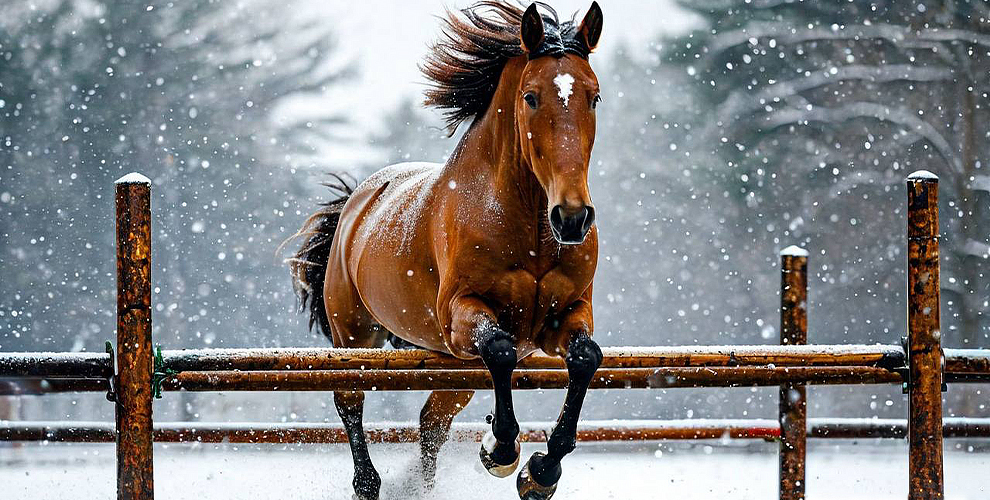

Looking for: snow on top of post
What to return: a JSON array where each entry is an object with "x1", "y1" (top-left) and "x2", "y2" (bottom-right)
[
  {"x1": 907, "y1": 170, "x2": 938, "y2": 182},
  {"x1": 780, "y1": 245, "x2": 809, "y2": 257},
  {"x1": 115, "y1": 172, "x2": 151, "y2": 185}
]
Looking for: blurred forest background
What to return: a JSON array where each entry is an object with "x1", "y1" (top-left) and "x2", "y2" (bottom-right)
[{"x1": 1, "y1": 1, "x2": 988, "y2": 427}]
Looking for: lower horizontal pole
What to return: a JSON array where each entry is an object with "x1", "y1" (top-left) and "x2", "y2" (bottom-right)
[
  {"x1": 3, "y1": 418, "x2": 989, "y2": 444},
  {"x1": 0, "y1": 378, "x2": 108, "y2": 395}
]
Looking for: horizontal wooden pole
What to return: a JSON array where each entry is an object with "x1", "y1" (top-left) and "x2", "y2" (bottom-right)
[
  {"x1": 5, "y1": 347, "x2": 990, "y2": 395},
  {"x1": 944, "y1": 349, "x2": 990, "y2": 380},
  {"x1": 0, "y1": 352, "x2": 111, "y2": 378},
  {"x1": 3, "y1": 418, "x2": 989, "y2": 444},
  {"x1": 162, "y1": 366, "x2": 903, "y2": 392},
  {"x1": 160, "y1": 344, "x2": 907, "y2": 371},
  {"x1": 5, "y1": 345, "x2": 988, "y2": 377},
  {"x1": 0, "y1": 378, "x2": 108, "y2": 395}
]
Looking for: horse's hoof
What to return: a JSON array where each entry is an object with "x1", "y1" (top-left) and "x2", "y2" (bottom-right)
[
  {"x1": 516, "y1": 453, "x2": 558, "y2": 500},
  {"x1": 351, "y1": 469, "x2": 381, "y2": 500},
  {"x1": 420, "y1": 451, "x2": 438, "y2": 488},
  {"x1": 479, "y1": 430, "x2": 521, "y2": 478}
]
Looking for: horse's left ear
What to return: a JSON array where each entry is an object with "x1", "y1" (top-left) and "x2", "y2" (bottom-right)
[{"x1": 576, "y1": 1, "x2": 603, "y2": 52}]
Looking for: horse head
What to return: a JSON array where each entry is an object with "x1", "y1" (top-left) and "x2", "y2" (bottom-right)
[{"x1": 515, "y1": 2, "x2": 602, "y2": 245}]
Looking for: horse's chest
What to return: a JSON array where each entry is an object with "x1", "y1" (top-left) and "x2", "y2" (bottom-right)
[
  {"x1": 482, "y1": 259, "x2": 587, "y2": 331},
  {"x1": 455, "y1": 227, "x2": 596, "y2": 335}
]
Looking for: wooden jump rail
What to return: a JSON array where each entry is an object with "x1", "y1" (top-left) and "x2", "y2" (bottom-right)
[
  {"x1": 4, "y1": 418, "x2": 990, "y2": 444},
  {"x1": 0, "y1": 170, "x2": 982, "y2": 500}
]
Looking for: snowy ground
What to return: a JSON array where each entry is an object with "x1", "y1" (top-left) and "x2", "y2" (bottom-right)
[{"x1": 2, "y1": 440, "x2": 988, "y2": 499}]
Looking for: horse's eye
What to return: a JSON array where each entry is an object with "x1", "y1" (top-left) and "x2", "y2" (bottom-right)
[
  {"x1": 591, "y1": 94, "x2": 602, "y2": 109},
  {"x1": 523, "y1": 92, "x2": 538, "y2": 109}
]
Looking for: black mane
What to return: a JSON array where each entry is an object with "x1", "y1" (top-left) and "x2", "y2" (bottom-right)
[{"x1": 421, "y1": 1, "x2": 589, "y2": 135}]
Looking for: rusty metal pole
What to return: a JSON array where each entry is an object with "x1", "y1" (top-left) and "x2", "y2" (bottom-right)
[
  {"x1": 906, "y1": 170, "x2": 944, "y2": 499},
  {"x1": 115, "y1": 173, "x2": 155, "y2": 500},
  {"x1": 779, "y1": 246, "x2": 808, "y2": 500}
]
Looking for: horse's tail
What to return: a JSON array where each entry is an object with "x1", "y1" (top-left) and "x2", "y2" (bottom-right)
[{"x1": 285, "y1": 174, "x2": 353, "y2": 339}]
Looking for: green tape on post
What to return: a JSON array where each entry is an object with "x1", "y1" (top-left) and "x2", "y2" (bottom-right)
[{"x1": 152, "y1": 345, "x2": 177, "y2": 399}]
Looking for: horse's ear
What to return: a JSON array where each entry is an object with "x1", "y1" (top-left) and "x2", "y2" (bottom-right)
[
  {"x1": 520, "y1": 3, "x2": 545, "y2": 53},
  {"x1": 576, "y1": 1, "x2": 603, "y2": 52}
]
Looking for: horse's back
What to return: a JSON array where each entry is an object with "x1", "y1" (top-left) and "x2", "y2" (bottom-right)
[{"x1": 327, "y1": 162, "x2": 450, "y2": 352}]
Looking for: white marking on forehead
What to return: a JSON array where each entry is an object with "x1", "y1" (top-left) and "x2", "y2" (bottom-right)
[{"x1": 553, "y1": 73, "x2": 574, "y2": 108}]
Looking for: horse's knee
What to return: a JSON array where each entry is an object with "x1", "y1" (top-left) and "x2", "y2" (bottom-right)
[
  {"x1": 479, "y1": 330, "x2": 517, "y2": 375},
  {"x1": 565, "y1": 333, "x2": 602, "y2": 385}
]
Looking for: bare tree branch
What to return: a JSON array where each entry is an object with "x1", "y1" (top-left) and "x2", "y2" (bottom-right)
[
  {"x1": 750, "y1": 101, "x2": 962, "y2": 173},
  {"x1": 719, "y1": 63, "x2": 955, "y2": 123}
]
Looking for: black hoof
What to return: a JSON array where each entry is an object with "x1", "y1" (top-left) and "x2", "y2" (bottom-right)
[
  {"x1": 352, "y1": 469, "x2": 381, "y2": 500},
  {"x1": 479, "y1": 430, "x2": 521, "y2": 478},
  {"x1": 516, "y1": 453, "x2": 558, "y2": 500}
]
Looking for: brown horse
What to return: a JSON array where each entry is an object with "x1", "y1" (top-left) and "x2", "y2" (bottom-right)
[{"x1": 289, "y1": 2, "x2": 603, "y2": 499}]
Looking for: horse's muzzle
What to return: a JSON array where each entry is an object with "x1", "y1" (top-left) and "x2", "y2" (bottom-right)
[{"x1": 549, "y1": 205, "x2": 595, "y2": 245}]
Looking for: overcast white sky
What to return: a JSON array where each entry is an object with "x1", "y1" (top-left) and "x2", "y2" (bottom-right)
[{"x1": 286, "y1": 1, "x2": 699, "y2": 164}]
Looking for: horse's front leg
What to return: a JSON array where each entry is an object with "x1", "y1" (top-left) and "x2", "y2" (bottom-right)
[
  {"x1": 448, "y1": 296, "x2": 521, "y2": 478},
  {"x1": 518, "y1": 308, "x2": 602, "y2": 499}
]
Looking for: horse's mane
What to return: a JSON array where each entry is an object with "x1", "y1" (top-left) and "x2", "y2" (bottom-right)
[{"x1": 422, "y1": 1, "x2": 590, "y2": 135}]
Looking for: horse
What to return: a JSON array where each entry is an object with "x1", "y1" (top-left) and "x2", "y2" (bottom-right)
[{"x1": 288, "y1": 2, "x2": 604, "y2": 499}]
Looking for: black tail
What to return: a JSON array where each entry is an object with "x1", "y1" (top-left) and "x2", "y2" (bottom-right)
[{"x1": 286, "y1": 174, "x2": 353, "y2": 339}]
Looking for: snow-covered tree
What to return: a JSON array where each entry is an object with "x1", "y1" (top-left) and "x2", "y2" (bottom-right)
[
  {"x1": 659, "y1": 0, "x2": 990, "y2": 416},
  {"x1": 665, "y1": 0, "x2": 989, "y2": 351},
  {"x1": 0, "y1": 0, "x2": 349, "y2": 355}
]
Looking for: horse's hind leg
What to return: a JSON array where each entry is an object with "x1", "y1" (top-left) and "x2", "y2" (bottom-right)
[
  {"x1": 326, "y1": 287, "x2": 386, "y2": 500},
  {"x1": 419, "y1": 390, "x2": 474, "y2": 487},
  {"x1": 335, "y1": 390, "x2": 381, "y2": 500}
]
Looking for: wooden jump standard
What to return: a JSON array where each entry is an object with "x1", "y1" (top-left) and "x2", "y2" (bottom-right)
[{"x1": 0, "y1": 171, "x2": 976, "y2": 500}]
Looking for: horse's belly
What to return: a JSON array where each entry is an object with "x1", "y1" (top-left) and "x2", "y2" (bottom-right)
[
  {"x1": 344, "y1": 162, "x2": 448, "y2": 351},
  {"x1": 355, "y1": 249, "x2": 447, "y2": 351}
]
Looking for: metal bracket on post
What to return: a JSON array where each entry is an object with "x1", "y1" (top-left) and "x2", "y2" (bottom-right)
[
  {"x1": 900, "y1": 336, "x2": 910, "y2": 394},
  {"x1": 900, "y1": 337, "x2": 947, "y2": 395},
  {"x1": 152, "y1": 345, "x2": 176, "y2": 400},
  {"x1": 727, "y1": 352, "x2": 740, "y2": 367},
  {"x1": 941, "y1": 348, "x2": 947, "y2": 393},
  {"x1": 105, "y1": 340, "x2": 117, "y2": 403}
]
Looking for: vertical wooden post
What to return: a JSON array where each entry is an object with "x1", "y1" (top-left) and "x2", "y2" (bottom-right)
[
  {"x1": 779, "y1": 245, "x2": 808, "y2": 500},
  {"x1": 115, "y1": 172, "x2": 155, "y2": 500},
  {"x1": 906, "y1": 170, "x2": 944, "y2": 499}
]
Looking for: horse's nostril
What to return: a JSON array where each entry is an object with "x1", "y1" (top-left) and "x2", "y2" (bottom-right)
[
  {"x1": 550, "y1": 205, "x2": 564, "y2": 232},
  {"x1": 582, "y1": 206, "x2": 596, "y2": 233}
]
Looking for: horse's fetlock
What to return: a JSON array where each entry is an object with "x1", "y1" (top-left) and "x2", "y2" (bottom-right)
[
  {"x1": 548, "y1": 432, "x2": 576, "y2": 458},
  {"x1": 529, "y1": 453, "x2": 563, "y2": 488},
  {"x1": 494, "y1": 418, "x2": 520, "y2": 444}
]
